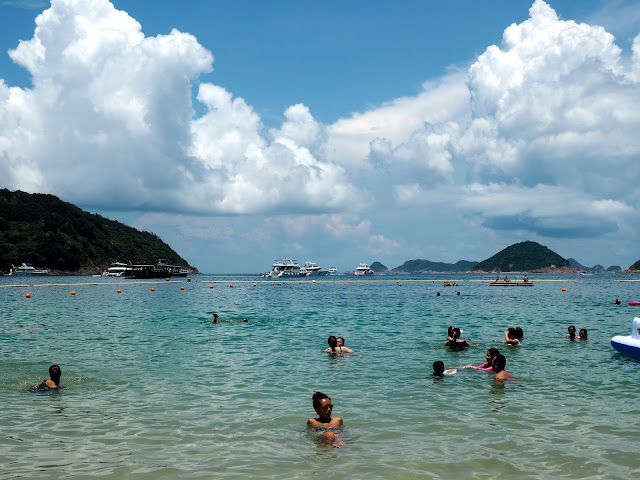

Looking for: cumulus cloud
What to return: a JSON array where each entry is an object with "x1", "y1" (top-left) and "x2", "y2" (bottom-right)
[{"x1": 0, "y1": 0, "x2": 362, "y2": 215}]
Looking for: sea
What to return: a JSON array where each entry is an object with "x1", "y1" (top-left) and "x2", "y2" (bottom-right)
[{"x1": 1, "y1": 272, "x2": 639, "y2": 479}]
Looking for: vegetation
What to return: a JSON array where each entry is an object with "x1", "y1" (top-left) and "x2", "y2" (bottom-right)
[
  {"x1": 628, "y1": 260, "x2": 640, "y2": 271},
  {"x1": 470, "y1": 241, "x2": 569, "y2": 272},
  {"x1": 0, "y1": 189, "x2": 191, "y2": 273},
  {"x1": 370, "y1": 261, "x2": 388, "y2": 273},
  {"x1": 392, "y1": 259, "x2": 478, "y2": 273}
]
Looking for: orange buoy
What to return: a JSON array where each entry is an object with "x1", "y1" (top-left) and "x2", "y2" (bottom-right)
[
  {"x1": 348, "y1": 281, "x2": 351, "y2": 284},
  {"x1": 620, "y1": 280, "x2": 623, "y2": 283},
  {"x1": 562, "y1": 288, "x2": 567, "y2": 292},
  {"x1": 312, "y1": 280, "x2": 316, "y2": 283},
  {"x1": 25, "y1": 293, "x2": 31, "y2": 299},
  {"x1": 253, "y1": 283, "x2": 257, "y2": 287},
  {"x1": 180, "y1": 286, "x2": 185, "y2": 290},
  {"x1": 271, "y1": 282, "x2": 275, "y2": 286},
  {"x1": 299, "y1": 281, "x2": 301, "y2": 284},
  {"x1": 210, "y1": 285, "x2": 214, "y2": 289},
  {"x1": 70, "y1": 291, "x2": 76, "y2": 295},
  {"x1": 397, "y1": 281, "x2": 400, "y2": 284},
  {"x1": 151, "y1": 287, "x2": 155, "y2": 292},
  {"x1": 117, "y1": 289, "x2": 122, "y2": 293},
  {"x1": 229, "y1": 284, "x2": 233, "y2": 288}
]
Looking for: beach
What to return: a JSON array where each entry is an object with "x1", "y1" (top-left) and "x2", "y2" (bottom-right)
[{"x1": 1, "y1": 273, "x2": 639, "y2": 479}]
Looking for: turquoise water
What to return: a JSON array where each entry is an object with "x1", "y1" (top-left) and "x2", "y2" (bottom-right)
[{"x1": 1, "y1": 273, "x2": 640, "y2": 479}]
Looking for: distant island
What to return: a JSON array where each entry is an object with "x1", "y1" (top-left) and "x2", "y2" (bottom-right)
[
  {"x1": 391, "y1": 259, "x2": 477, "y2": 274},
  {"x1": 0, "y1": 189, "x2": 194, "y2": 275}
]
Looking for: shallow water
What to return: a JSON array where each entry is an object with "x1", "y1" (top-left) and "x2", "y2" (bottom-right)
[{"x1": 1, "y1": 273, "x2": 640, "y2": 479}]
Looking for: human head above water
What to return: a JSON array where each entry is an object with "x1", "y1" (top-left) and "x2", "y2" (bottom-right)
[
  {"x1": 579, "y1": 328, "x2": 587, "y2": 339},
  {"x1": 506, "y1": 327, "x2": 517, "y2": 339},
  {"x1": 49, "y1": 365, "x2": 61, "y2": 386},
  {"x1": 327, "y1": 336, "x2": 337, "y2": 352},
  {"x1": 336, "y1": 337, "x2": 345, "y2": 347},
  {"x1": 514, "y1": 327, "x2": 523, "y2": 339},
  {"x1": 492, "y1": 354, "x2": 506, "y2": 371},
  {"x1": 487, "y1": 347, "x2": 500, "y2": 362},
  {"x1": 451, "y1": 327, "x2": 461, "y2": 339},
  {"x1": 433, "y1": 360, "x2": 444, "y2": 375}
]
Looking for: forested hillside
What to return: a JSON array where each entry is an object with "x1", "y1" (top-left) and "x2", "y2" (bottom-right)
[{"x1": 0, "y1": 189, "x2": 191, "y2": 272}]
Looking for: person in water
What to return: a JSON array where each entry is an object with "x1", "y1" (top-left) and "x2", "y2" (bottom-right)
[
  {"x1": 307, "y1": 391, "x2": 343, "y2": 447},
  {"x1": 212, "y1": 313, "x2": 248, "y2": 324},
  {"x1": 33, "y1": 365, "x2": 62, "y2": 391},
  {"x1": 445, "y1": 327, "x2": 469, "y2": 351},
  {"x1": 514, "y1": 327, "x2": 524, "y2": 340},
  {"x1": 566, "y1": 325, "x2": 577, "y2": 340},
  {"x1": 578, "y1": 328, "x2": 588, "y2": 340},
  {"x1": 462, "y1": 347, "x2": 500, "y2": 371},
  {"x1": 494, "y1": 328, "x2": 520, "y2": 346},
  {"x1": 433, "y1": 360, "x2": 445, "y2": 377},
  {"x1": 614, "y1": 299, "x2": 621, "y2": 305},
  {"x1": 491, "y1": 354, "x2": 514, "y2": 382},
  {"x1": 336, "y1": 337, "x2": 354, "y2": 354}
]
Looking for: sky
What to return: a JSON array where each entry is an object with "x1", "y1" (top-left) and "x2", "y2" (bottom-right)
[{"x1": 2, "y1": 0, "x2": 640, "y2": 273}]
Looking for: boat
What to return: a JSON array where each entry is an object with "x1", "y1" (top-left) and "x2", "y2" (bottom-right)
[
  {"x1": 102, "y1": 262, "x2": 129, "y2": 277},
  {"x1": 443, "y1": 282, "x2": 458, "y2": 287},
  {"x1": 124, "y1": 259, "x2": 187, "y2": 279},
  {"x1": 354, "y1": 263, "x2": 374, "y2": 276},
  {"x1": 300, "y1": 261, "x2": 328, "y2": 277},
  {"x1": 327, "y1": 266, "x2": 339, "y2": 275},
  {"x1": 489, "y1": 281, "x2": 533, "y2": 286},
  {"x1": 261, "y1": 259, "x2": 307, "y2": 278},
  {"x1": 611, "y1": 317, "x2": 640, "y2": 356},
  {"x1": 9, "y1": 263, "x2": 49, "y2": 275}
]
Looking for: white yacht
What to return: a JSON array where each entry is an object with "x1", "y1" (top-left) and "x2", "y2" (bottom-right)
[
  {"x1": 300, "y1": 261, "x2": 328, "y2": 277},
  {"x1": 354, "y1": 263, "x2": 374, "y2": 276},
  {"x1": 327, "y1": 266, "x2": 339, "y2": 275},
  {"x1": 9, "y1": 263, "x2": 48, "y2": 275},
  {"x1": 261, "y1": 259, "x2": 306, "y2": 278},
  {"x1": 102, "y1": 262, "x2": 129, "y2": 277}
]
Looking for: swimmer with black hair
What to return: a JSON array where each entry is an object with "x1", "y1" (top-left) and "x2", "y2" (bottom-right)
[
  {"x1": 212, "y1": 313, "x2": 248, "y2": 324},
  {"x1": 493, "y1": 328, "x2": 520, "y2": 345},
  {"x1": 433, "y1": 360, "x2": 445, "y2": 377},
  {"x1": 336, "y1": 337, "x2": 354, "y2": 354},
  {"x1": 578, "y1": 328, "x2": 588, "y2": 340},
  {"x1": 307, "y1": 391, "x2": 343, "y2": 448},
  {"x1": 614, "y1": 299, "x2": 621, "y2": 305},
  {"x1": 462, "y1": 347, "x2": 500, "y2": 371},
  {"x1": 492, "y1": 354, "x2": 514, "y2": 382},
  {"x1": 32, "y1": 365, "x2": 62, "y2": 391},
  {"x1": 445, "y1": 327, "x2": 469, "y2": 351},
  {"x1": 566, "y1": 325, "x2": 577, "y2": 340}
]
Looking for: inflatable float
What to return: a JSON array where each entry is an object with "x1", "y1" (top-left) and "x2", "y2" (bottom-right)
[
  {"x1": 629, "y1": 301, "x2": 640, "y2": 306},
  {"x1": 611, "y1": 317, "x2": 640, "y2": 356}
]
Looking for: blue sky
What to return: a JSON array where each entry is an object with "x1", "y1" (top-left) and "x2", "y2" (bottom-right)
[{"x1": 2, "y1": 0, "x2": 640, "y2": 273}]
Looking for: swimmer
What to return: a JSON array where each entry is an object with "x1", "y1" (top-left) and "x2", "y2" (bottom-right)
[
  {"x1": 492, "y1": 354, "x2": 514, "y2": 382},
  {"x1": 614, "y1": 299, "x2": 621, "y2": 305},
  {"x1": 325, "y1": 335, "x2": 338, "y2": 354},
  {"x1": 578, "y1": 328, "x2": 588, "y2": 340},
  {"x1": 493, "y1": 328, "x2": 520, "y2": 346},
  {"x1": 433, "y1": 360, "x2": 445, "y2": 378},
  {"x1": 514, "y1": 327, "x2": 524, "y2": 340},
  {"x1": 212, "y1": 313, "x2": 248, "y2": 324},
  {"x1": 457, "y1": 291, "x2": 461, "y2": 296},
  {"x1": 436, "y1": 292, "x2": 441, "y2": 297},
  {"x1": 307, "y1": 391, "x2": 343, "y2": 448},
  {"x1": 462, "y1": 347, "x2": 499, "y2": 371},
  {"x1": 444, "y1": 327, "x2": 469, "y2": 351},
  {"x1": 32, "y1": 365, "x2": 62, "y2": 391},
  {"x1": 336, "y1": 337, "x2": 354, "y2": 354},
  {"x1": 566, "y1": 325, "x2": 577, "y2": 340}
]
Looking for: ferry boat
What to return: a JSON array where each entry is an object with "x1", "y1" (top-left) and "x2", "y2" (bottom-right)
[
  {"x1": 123, "y1": 259, "x2": 188, "y2": 279},
  {"x1": 300, "y1": 261, "x2": 328, "y2": 277},
  {"x1": 102, "y1": 262, "x2": 129, "y2": 277},
  {"x1": 261, "y1": 259, "x2": 307, "y2": 278},
  {"x1": 9, "y1": 263, "x2": 49, "y2": 275},
  {"x1": 354, "y1": 263, "x2": 374, "y2": 276}
]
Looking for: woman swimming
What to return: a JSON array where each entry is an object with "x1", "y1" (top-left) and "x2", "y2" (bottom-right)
[
  {"x1": 444, "y1": 327, "x2": 469, "y2": 351},
  {"x1": 307, "y1": 391, "x2": 343, "y2": 447},
  {"x1": 578, "y1": 328, "x2": 588, "y2": 340},
  {"x1": 566, "y1": 325, "x2": 577, "y2": 340},
  {"x1": 463, "y1": 347, "x2": 500, "y2": 371},
  {"x1": 32, "y1": 365, "x2": 62, "y2": 391},
  {"x1": 336, "y1": 337, "x2": 354, "y2": 354},
  {"x1": 493, "y1": 328, "x2": 520, "y2": 346}
]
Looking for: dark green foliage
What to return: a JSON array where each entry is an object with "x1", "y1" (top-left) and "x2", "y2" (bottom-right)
[
  {"x1": 628, "y1": 260, "x2": 640, "y2": 271},
  {"x1": 0, "y1": 189, "x2": 191, "y2": 272},
  {"x1": 392, "y1": 259, "x2": 478, "y2": 273},
  {"x1": 370, "y1": 261, "x2": 388, "y2": 272},
  {"x1": 470, "y1": 241, "x2": 569, "y2": 272}
]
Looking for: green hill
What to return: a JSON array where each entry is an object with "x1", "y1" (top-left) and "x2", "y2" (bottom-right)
[
  {"x1": 370, "y1": 261, "x2": 388, "y2": 272},
  {"x1": 392, "y1": 259, "x2": 478, "y2": 273},
  {"x1": 470, "y1": 241, "x2": 569, "y2": 272},
  {"x1": 0, "y1": 189, "x2": 192, "y2": 273},
  {"x1": 628, "y1": 260, "x2": 640, "y2": 271}
]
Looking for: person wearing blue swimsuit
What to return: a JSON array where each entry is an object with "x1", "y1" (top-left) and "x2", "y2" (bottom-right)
[
  {"x1": 32, "y1": 365, "x2": 62, "y2": 391},
  {"x1": 307, "y1": 392, "x2": 344, "y2": 448}
]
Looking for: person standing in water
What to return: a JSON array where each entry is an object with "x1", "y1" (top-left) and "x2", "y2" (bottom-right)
[
  {"x1": 32, "y1": 365, "x2": 62, "y2": 391},
  {"x1": 336, "y1": 337, "x2": 354, "y2": 354},
  {"x1": 492, "y1": 355, "x2": 514, "y2": 382},
  {"x1": 307, "y1": 391, "x2": 343, "y2": 447}
]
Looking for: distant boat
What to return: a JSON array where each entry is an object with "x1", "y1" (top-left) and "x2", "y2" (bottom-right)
[
  {"x1": 261, "y1": 259, "x2": 307, "y2": 278},
  {"x1": 327, "y1": 266, "x2": 339, "y2": 275},
  {"x1": 102, "y1": 262, "x2": 128, "y2": 277},
  {"x1": 9, "y1": 263, "x2": 49, "y2": 276},
  {"x1": 354, "y1": 263, "x2": 374, "y2": 276},
  {"x1": 300, "y1": 261, "x2": 328, "y2": 277}
]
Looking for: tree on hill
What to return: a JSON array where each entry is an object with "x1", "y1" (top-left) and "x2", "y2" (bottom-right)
[
  {"x1": 0, "y1": 189, "x2": 191, "y2": 272},
  {"x1": 470, "y1": 241, "x2": 569, "y2": 272}
]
